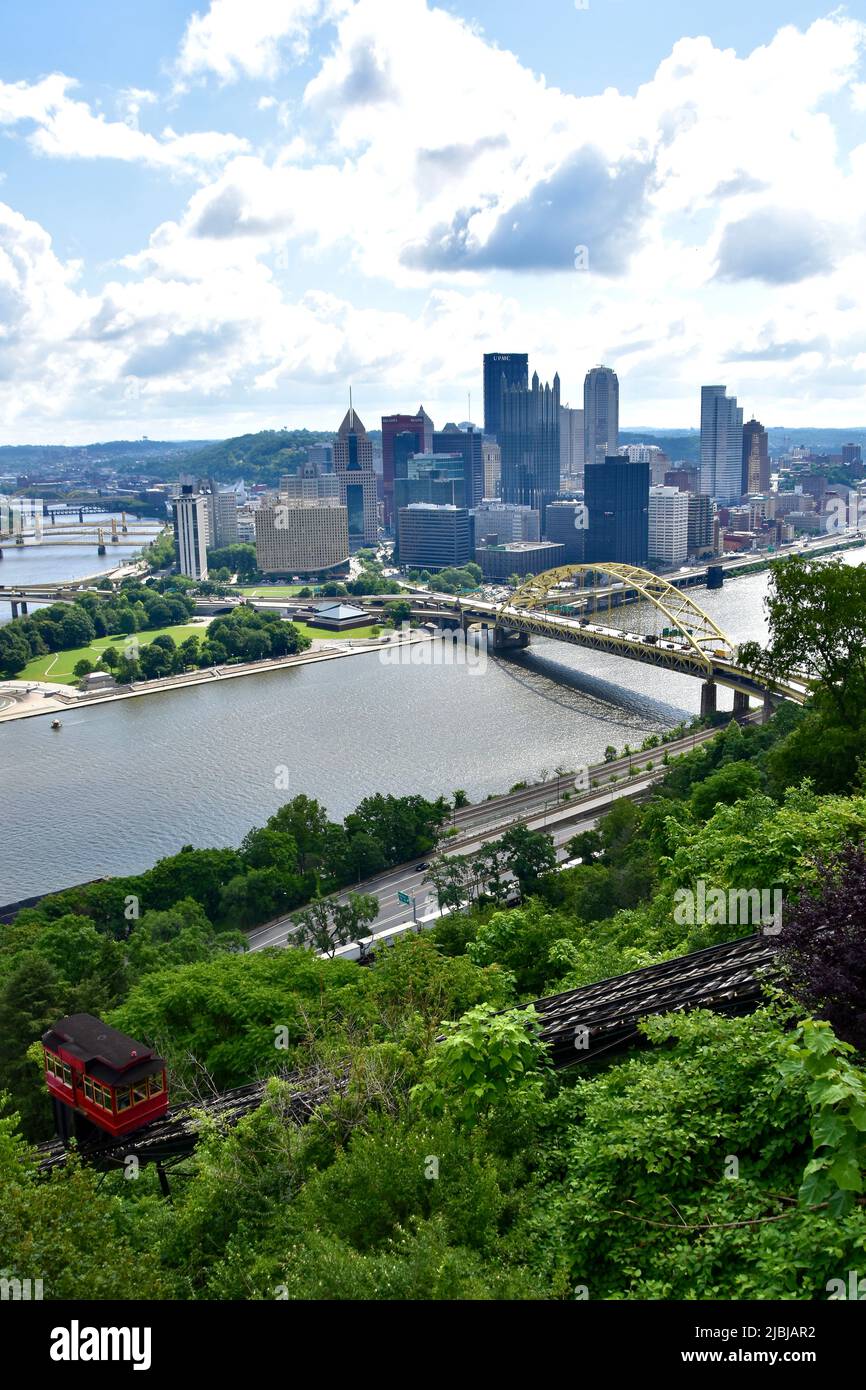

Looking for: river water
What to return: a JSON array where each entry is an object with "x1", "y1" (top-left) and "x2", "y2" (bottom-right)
[{"x1": 0, "y1": 548, "x2": 862, "y2": 903}]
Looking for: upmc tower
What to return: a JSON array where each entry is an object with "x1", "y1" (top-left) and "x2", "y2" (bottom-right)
[{"x1": 483, "y1": 352, "x2": 529, "y2": 441}]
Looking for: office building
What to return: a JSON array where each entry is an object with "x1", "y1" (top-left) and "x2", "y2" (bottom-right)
[
  {"x1": 205, "y1": 483, "x2": 239, "y2": 550},
  {"x1": 433, "y1": 424, "x2": 485, "y2": 508},
  {"x1": 584, "y1": 456, "x2": 649, "y2": 566},
  {"x1": 742, "y1": 418, "x2": 770, "y2": 495},
  {"x1": 500, "y1": 371, "x2": 561, "y2": 514},
  {"x1": 543, "y1": 499, "x2": 587, "y2": 563},
  {"x1": 398, "y1": 503, "x2": 471, "y2": 570},
  {"x1": 255, "y1": 499, "x2": 348, "y2": 575},
  {"x1": 381, "y1": 407, "x2": 433, "y2": 524},
  {"x1": 334, "y1": 404, "x2": 378, "y2": 548},
  {"x1": 483, "y1": 352, "x2": 529, "y2": 440},
  {"x1": 482, "y1": 440, "x2": 501, "y2": 498},
  {"x1": 281, "y1": 461, "x2": 340, "y2": 502},
  {"x1": 687, "y1": 495, "x2": 716, "y2": 557},
  {"x1": 700, "y1": 385, "x2": 744, "y2": 504},
  {"x1": 665, "y1": 467, "x2": 700, "y2": 493},
  {"x1": 842, "y1": 443, "x2": 863, "y2": 468},
  {"x1": 648, "y1": 486, "x2": 689, "y2": 567},
  {"x1": 619, "y1": 443, "x2": 669, "y2": 485},
  {"x1": 559, "y1": 405, "x2": 585, "y2": 486},
  {"x1": 394, "y1": 453, "x2": 466, "y2": 550},
  {"x1": 476, "y1": 539, "x2": 566, "y2": 580},
  {"x1": 472, "y1": 500, "x2": 541, "y2": 542},
  {"x1": 307, "y1": 442, "x2": 334, "y2": 471},
  {"x1": 584, "y1": 366, "x2": 619, "y2": 468},
  {"x1": 172, "y1": 486, "x2": 208, "y2": 579}
]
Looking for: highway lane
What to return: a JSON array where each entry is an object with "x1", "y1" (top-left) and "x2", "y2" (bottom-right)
[{"x1": 247, "y1": 773, "x2": 658, "y2": 952}]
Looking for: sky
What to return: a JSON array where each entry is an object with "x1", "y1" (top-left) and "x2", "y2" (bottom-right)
[{"x1": 1, "y1": 0, "x2": 866, "y2": 444}]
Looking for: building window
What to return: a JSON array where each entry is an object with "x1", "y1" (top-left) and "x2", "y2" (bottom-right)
[
  {"x1": 132, "y1": 1084, "x2": 148, "y2": 1106},
  {"x1": 149, "y1": 1073, "x2": 165, "y2": 1096},
  {"x1": 115, "y1": 1087, "x2": 131, "y2": 1111}
]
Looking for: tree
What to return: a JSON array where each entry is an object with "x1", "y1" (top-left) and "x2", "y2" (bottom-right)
[
  {"x1": 779, "y1": 843, "x2": 866, "y2": 1051},
  {"x1": 452, "y1": 789, "x2": 469, "y2": 808},
  {"x1": 499, "y1": 824, "x2": 557, "y2": 898},
  {"x1": 739, "y1": 556, "x2": 866, "y2": 723},
  {"x1": 603, "y1": 745, "x2": 618, "y2": 763},
  {"x1": 293, "y1": 892, "x2": 379, "y2": 957},
  {"x1": 101, "y1": 646, "x2": 119, "y2": 668},
  {"x1": 73, "y1": 658, "x2": 94, "y2": 679}
]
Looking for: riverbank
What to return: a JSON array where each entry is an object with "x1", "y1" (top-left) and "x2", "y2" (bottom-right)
[{"x1": 0, "y1": 630, "x2": 436, "y2": 723}]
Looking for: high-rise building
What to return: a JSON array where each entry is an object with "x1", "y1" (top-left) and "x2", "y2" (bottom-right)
[
  {"x1": 482, "y1": 440, "x2": 501, "y2": 498},
  {"x1": 742, "y1": 418, "x2": 770, "y2": 495},
  {"x1": 281, "y1": 461, "x2": 340, "y2": 502},
  {"x1": 619, "y1": 443, "x2": 669, "y2": 485},
  {"x1": 665, "y1": 468, "x2": 700, "y2": 494},
  {"x1": 500, "y1": 371, "x2": 561, "y2": 516},
  {"x1": 842, "y1": 443, "x2": 863, "y2": 468},
  {"x1": 394, "y1": 453, "x2": 466, "y2": 551},
  {"x1": 172, "y1": 486, "x2": 208, "y2": 579},
  {"x1": 648, "y1": 486, "x2": 689, "y2": 567},
  {"x1": 687, "y1": 495, "x2": 716, "y2": 557},
  {"x1": 334, "y1": 404, "x2": 378, "y2": 548},
  {"x1": 381, "y1": 407, "x2": 433, "y2": 524},
  {"x1": 700, "y1": 385, "x2": 744, "y2": 505},
  {"x1": 559, "y1": 405, "x2": 585, "y2": 486},
  {"x1": 432, "y1": 425, "x2": 485, "y2": 508},
  {"x1": 543, "y1": 499, "x2": 587, "y2": 563},
  {"x1": 398, "y1": 503, "x2": 471, "y2": 571},
  {"x1": 483, "y1": 352, "x2": 529, "y2": 440},
  {"x1": 584, "y1": 366, "x2": 619, "y2": 468},
  {"x1": 205, "y1": 482, "x2": 239, "y2": 550},
  {"x1": 307, "y1": 442, "x2": 334, "y2": 471},
  {"x1": 472, "y1": 500, "x2": 541, "y2": 542},
  {"x1": 584, "y1": 457, "x2": 649, "y2": 566},
  {"x1": 255, "y1": 499, "x2": 348, "y2": 575}
]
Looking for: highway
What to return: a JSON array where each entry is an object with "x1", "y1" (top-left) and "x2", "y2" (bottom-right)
[{"x1": 246, "y1": 717, "x2": 745, "y2": 953}]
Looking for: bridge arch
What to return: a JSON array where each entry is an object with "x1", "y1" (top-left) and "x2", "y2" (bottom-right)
[{"x1": 495, "y1": 563, "x2": 736, "y2": 671}]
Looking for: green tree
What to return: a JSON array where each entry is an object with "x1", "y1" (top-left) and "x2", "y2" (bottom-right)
[{"x1": 293, "y1": 893, "x2": 379, "y2": 957}]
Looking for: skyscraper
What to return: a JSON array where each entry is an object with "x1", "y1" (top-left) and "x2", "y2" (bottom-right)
[
  {"x1": 499, "y1": 370, "x2": 561, "y2": 516},
  {"x1": 334, "y1": 403, "x2": 378, "y2": 548},
  {"x1": 584, "y1": 366, "x2": 619, "y2": 468},
  {"x1": 559, "y1": 404, "x2": 585, "y2": 487},
  {"x1": 172, "y1": 486, "x2": 208, "y2": 579},
  {"x1": 381, "y1": 407, "x2": 433, "y2": 525},
  {"x1": 483, "y1": 352, "x2": 529, "y2": 440},
  {"x1": 700, "y1": 385, "x2": 744, "y2": 505},
  {"x1": 648, "y1": 486, "x2": 689, "y2": 567},
  {"x1": 584, "y1": 457, "x2": 649, "y2": 566},
  {"x1": 742, "y1": 418, "x2": 770, "y2": 495},
  {"x1": 432, "y1": 424, "x2": 485, "y2": 508}
]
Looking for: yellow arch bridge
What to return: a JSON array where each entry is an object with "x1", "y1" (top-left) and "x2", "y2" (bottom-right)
[{"x1": 448, "y1": 563, "x2": 808, "y2": 714}]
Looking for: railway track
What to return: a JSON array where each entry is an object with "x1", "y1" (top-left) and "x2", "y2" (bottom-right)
[{"x1": 36, "y1": 932, "x2": 780, "y2": 1174}]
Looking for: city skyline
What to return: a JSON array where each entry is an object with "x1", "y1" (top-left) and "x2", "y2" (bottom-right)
[{"x1": 2, "y1": 2, "x2": 866, "y2": 443}]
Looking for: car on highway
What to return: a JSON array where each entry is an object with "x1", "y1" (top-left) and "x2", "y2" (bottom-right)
[{"x1": 414, "y1": 862, "x2": 429, "y2": 872}]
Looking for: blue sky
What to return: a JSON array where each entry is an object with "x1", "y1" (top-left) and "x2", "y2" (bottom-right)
[{"x1": 1, "y1": 0, "x2": 866, "y2": 442}]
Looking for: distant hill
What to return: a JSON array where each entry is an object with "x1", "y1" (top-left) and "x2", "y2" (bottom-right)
[
  {"x1": 0, "y1": 439, "x2": 213, "y2": 476},
  {"x1": 187, "y1": 429, "x2": 336, "y2": 486}
]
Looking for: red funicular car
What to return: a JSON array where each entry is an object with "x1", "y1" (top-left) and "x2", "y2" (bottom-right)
[{"x1": 42, "y1": 1013, "x2": 168, "y2": 1142}]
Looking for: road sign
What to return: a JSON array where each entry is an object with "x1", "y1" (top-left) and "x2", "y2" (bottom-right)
[{"x1": 397, "y1": 891, "x2": 412, "y2": 905}]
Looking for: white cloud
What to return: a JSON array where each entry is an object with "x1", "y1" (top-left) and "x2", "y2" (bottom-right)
[
  {"x1": 175, "y1": 0, "x2": 348, "y2": 84},
  {"x1": 0, "y1": 74, "x2": 249, "y2": 175}
]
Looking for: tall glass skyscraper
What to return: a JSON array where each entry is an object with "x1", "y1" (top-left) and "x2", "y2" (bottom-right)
[
  {"x1": 742, "y1": 418, "x2": 770, "y2": 495},
  {"x1": 583, "y1": 366, "x2": 619, "y2": 468},
  {"x1": 499, "y1": 371, "x2": 561, "y2": 517},
  {"x1": 483, "y1": 352, "x2": 529, "y2": 440},
  {"x1": 334, "y1": 404, "x2": 378, "y2": 548},
  {"x1": 700, "y1": 386, "x2": 744, "y2": 505},
  {"x1": 584, "y1": 457, "x2": 649, "y2": 566}
]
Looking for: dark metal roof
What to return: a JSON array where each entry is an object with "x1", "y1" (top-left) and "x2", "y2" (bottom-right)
[{"x1": 42, "y1": 1013, "x2": 162, "y2": 1077}]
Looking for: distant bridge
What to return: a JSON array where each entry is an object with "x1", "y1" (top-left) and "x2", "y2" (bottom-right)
[{"x1": 446, "y1": 563, "x2": 809, "y2": 713}]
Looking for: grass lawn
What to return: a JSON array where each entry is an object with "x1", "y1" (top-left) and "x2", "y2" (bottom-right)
[
  {"x1": 20, "y1": 623, "x2": 210, "y2": 685},
  {"x1": 237, "y1": 584, "x2": 309, "y2": 598},
  {"x1": 292, "y1": 622, "x2": 384, "y2": 642}
]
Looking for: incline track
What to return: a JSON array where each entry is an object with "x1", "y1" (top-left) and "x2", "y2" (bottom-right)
[{"x1": 36, "y1": 932, "x2": 780, "y2": 1173}]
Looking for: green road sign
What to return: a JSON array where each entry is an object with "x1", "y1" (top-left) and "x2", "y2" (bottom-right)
[{"x1": 397, "y1": 891, "x2": 411, "y2": 905}]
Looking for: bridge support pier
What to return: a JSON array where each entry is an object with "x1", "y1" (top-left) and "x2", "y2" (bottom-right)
[
  {"x1": 732, "y1": 691, "x2": 750, "y2": 719},
  {"x1": 493, "y1": 627, "x2": 530, "y2": 651},
  {"x1": 700, "y1": 680, "x2": 717, "y2": 718},
  {"x1": 20, "y1": 600, "x2": 28, "y2": 615},
  {"x1": 10, "y1": 599, "x2": 18, "y2": 619},
  {"x1": 762, "y1": 692, "x2": 778, "y2": 724}
]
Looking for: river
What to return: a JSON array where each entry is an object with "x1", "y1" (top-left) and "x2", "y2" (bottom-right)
[{"x1": 0, "y1": 549, "x2": 862, "y2": 903}]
